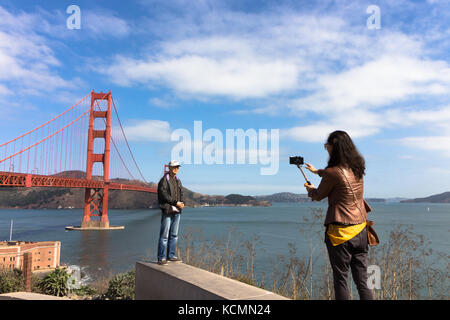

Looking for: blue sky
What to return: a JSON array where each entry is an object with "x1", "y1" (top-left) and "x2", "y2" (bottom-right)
[{"x1": 0, "y1": 0, "x2": 449, "y2": 198}]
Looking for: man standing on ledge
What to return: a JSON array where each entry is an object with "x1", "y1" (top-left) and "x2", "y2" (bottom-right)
[{"x1": 157, "y1": 160, "x2": 185, "y2": 265}]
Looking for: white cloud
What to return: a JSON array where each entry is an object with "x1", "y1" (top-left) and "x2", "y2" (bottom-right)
[
  {"x1": 92, "y1": 3, "x2": 450, "y2": 158},
  {"x1": 96, "y1": 13, "x2": 375, "y2": 99},
  {"x1": 383, "y1": 106, "x2": 450, "y2": 127},
  {"x1": 0, "y1": 6, "x2": 129, "y2": 104},
  {"x1": 281, "y1": 111, "x2": 381, "y2": 142},
  {"x1": 290, "y1": 55, "x2": 450, "y2": 114},
  {"x1": 123, "y1": 120, "x2": 172, "y2": 142},
  {"x1": 397, "y1": 136, "x2": 450, "y2": 157},
  {"x1": 0, "y1": 6, "x2": 77, "y2": 97},
  {"x1": 186, "y1": 183, "x2": 293, "y2": 195},
  {"x1": 149, "y1": 97, "x2": 173, "y2": 108},
  {"x1": 398, "y1": 155, "x2": 415, "y2": 160},
  {"x1": 96, "y1": 7, "x2": 448, "y2": 106},
  {"x1": 282, "y1": 106, "x2": 450, "y2": 143},
  {"x1": 83, "y1": 11, "x2": 130, "y2": 38},
  {"x1": 102, "y1": 51, "x2": 300, "y2": 99},
  {"x1": 0, "y1": 84, "x2": 12, "y2": 96},
  {"x1": 282, "y1": 49, "x2": 450, "y2": 148},
  {"x1": 232, "y1": 104, "x2": 285, "y2": 116},
  {"x1": 427, "y1": 167, "x2": 450, "y2": 175}
]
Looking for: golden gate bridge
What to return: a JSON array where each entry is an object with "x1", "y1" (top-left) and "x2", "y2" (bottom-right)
[{"x1": 0, "y1": 91, "x2": 157, "y2": 230}]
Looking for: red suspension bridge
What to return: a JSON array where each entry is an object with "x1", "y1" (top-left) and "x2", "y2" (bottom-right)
[{"x1": 0, "y1": 91, "x2": 157, "y2": 230}]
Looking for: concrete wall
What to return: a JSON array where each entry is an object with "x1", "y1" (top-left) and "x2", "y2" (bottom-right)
[{"x1": 135, "y1": 261, "x2": 289, "y2": 300}]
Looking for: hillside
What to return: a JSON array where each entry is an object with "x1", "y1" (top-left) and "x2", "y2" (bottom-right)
[
  {"x1": 4, "y1": 171, "x2": 447, "y2": 208},
  {"x1": 0, "y1": 186, "x2": 159, "y2": 210},
  {"x1": 186, "y1": 192, "x2": 270, "y2": 207},
  {"x1": 0, "y1": 172, "x2": 270, "y2": 209},
  {"x1": 401, "y1": 192, "x2": 450, "y2": 203},
  {"x1": 254, "y1": 193, "x2": 414, "y2": 203},
  {"x1": 365, "y1": 198, "x2": 386, "y2": 203},
  {"x1": 254, "y1": 192, "x2": 314, "y2": 203}
]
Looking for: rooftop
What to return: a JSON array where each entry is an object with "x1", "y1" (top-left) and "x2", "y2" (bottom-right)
[{"x1": 0, "y1": 240, "x2": 60, "y2": 247}]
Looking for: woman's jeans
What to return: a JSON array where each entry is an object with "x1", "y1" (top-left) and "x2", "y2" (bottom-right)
[
  {"x1": 157, "y1": 212, "x2": 181, "y2": 261},
  {"x1": 325, "y1": 227, "x2": 373, "y2": 300}
]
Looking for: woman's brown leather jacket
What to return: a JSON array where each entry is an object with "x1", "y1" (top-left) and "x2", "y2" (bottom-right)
[{"x1": 307, "y1": 166, "x2": 370, "y2": 226}]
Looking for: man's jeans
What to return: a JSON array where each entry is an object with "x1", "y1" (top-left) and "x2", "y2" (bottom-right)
[{"x1": 157, "y1": 212, "x2": 181, "y2": 261}]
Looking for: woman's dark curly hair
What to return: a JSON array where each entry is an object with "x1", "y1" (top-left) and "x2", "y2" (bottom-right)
[{"x1": 326, "y1": 130, "x2": 366, "y2": 179}]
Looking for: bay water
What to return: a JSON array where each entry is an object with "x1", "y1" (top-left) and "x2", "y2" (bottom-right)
[{"x1": 0, "y1": 202, "x2": 448, "y2": 291}]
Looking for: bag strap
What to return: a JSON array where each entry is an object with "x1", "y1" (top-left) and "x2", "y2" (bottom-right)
[{"x1": 337, "y1": 167, "x2": 366, "y2": 221}]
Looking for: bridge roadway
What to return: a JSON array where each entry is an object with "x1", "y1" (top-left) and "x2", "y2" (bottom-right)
[{"x1": 0, "y1": 171, "x2": 156, "y2": 193}]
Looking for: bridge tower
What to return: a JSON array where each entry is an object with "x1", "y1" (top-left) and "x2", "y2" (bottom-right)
[{"x1": 81, "y1": 91, "x2": 112, "y2": 229}]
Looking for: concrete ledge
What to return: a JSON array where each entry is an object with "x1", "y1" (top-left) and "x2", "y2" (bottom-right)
[
  {"x1": 0, "y1": 292, "x2": 70, "y2": 300},
  {"x1": 135, "y1": 261, "x2": 289, "y2": 300}
]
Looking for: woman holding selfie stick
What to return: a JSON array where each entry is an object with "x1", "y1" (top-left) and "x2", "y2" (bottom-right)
[{"x1": 304, "y1": 130, "x2": 373, "y2": 300}]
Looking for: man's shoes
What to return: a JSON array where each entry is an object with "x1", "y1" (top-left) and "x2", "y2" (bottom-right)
[
  {"x1": 168, "y1": 256, "x2": 182, "y2": 262},
  {"x1": 157, "y1": 259, "x2": 168, "y2": 265}
]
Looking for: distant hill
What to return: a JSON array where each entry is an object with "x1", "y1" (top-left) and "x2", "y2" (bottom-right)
[
  {"x1": 3, "y1": 171, "x2": 447, "y2": 208},
  {"x1": 255, "y1": 193, "x2": 386, "y2": 203},
  {"x1": 255, "y1": 193, "x2": 416, "y2": 203},
  {"x1": 0, "y1": 186, "x2": 159, "y2": 210},
  {"x1": 365, "y1": 198, "x2": 386, "y2": 203},
  {"x1": 401, "y1": 192, "x2": 450, "y2": 203},
  {"x1": 385, "y1": 197, "x2": 410, "y2": 203},
  {"x1": 254, "y1": 192, "x2": 313, "y2": 203},
  {"x1": 182, "y1": 190, "x2": 270, "y2": 207},
  {"x1": 0, "y1": 171, "x2": 270, "y2": 209}
]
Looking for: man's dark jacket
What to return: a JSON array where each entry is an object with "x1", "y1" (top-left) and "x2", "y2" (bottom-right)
[{"x1": 157, "y1": 173, "x2": 184, "y2": 214}]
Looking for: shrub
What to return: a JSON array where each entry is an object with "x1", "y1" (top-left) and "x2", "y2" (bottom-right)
[
  {"x1": 71, "y1": 285, "x2": 98, "y2": 298},
  {"x1": 37, "y1": 267, "x2": 70, "y2": 297},
  {"x1": 0, "y1": 269, "x2": 25, "y2": 294},
  {"x1": 103, "y1": 270, "x2": 135, "y2": 300}
]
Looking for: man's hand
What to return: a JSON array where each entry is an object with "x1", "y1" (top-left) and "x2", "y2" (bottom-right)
[
  {"x1": 176, "y1": 201, "x2": 185, "y2": 209},
  {"x1": 305, "y1": 163, "x2": 318, "y2": 174}
]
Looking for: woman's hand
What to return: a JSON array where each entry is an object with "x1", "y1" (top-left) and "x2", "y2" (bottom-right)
[
  {"x1": 304, "y1": 182, "x2": 315, "y2": 192},
  {"x1": 305, "y1": 163, "x2": 318, "y2": 174}
]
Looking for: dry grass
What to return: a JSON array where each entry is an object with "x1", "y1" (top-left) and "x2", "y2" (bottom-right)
[
  {"x1": 177, "y1": 208, "x2": 449, "y2": 300},
  {"x1": 87, "y1": 269, "x2": 115, "y2": 296}
]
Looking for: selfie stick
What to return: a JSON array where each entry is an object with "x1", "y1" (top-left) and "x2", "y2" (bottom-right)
[{"x1": 297, "y1": 165, "x2": 311, "y2": 185}]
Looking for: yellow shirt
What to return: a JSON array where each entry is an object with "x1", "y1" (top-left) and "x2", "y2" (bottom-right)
[{"x1": 327, "y1": 222, "x2": 366, "y2": 246}]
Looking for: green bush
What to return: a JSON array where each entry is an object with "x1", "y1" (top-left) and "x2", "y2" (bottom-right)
[
  {"x1": 103, "y1": 270, "x2": 135, "y2": 300},
  {"x1": 72, "y1": 285, "x2": 98, "y2": 297},
  {"x1": 37, "y1": 267, "x2": 70, "y2": 297},
  {"x1": 0, "y1": 269, "x2": 25, "y2": 294}
]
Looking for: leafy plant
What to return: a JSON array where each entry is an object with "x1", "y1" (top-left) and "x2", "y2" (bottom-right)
[
  {"x1": 71, "y1": 285, "x2": 98, "y2": 297},
  {"x1": 103, "y1": 270, "x2": 135, "y2": 300},
  {"x1": 37, "y1": 267, "x2": 70, "y2": 297}
]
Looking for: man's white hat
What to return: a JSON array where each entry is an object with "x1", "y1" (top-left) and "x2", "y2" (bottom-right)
[{"x1": 168, "y1": 160, "x2": 181, "y2": 167}]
